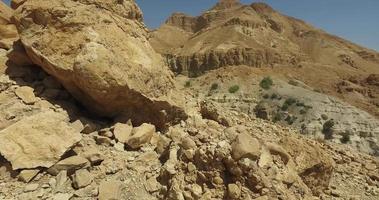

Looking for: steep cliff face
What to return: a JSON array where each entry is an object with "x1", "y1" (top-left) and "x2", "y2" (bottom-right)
[{"x1": 150, "y1": 0, "x2": 379, "y2": 118}]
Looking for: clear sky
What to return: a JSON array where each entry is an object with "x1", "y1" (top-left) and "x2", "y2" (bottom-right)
[{"x1": 3, "y1": 0, "x2": 379, "y2": 51}]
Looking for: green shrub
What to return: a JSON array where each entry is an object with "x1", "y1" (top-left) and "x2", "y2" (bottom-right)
[
  {"x1": 285, "y1": 116, "x2": 297, "y2": 125},
  {"x1": 322, "y1": 119, "x2": 335, "y2": 139},
  {"x1": 210, "y1": 83, "x2": 219, "y2": 91},
  {"x1": 296, "y1": 102, "x2": 305, "y2": 107},
  {"x1": 321, "y1": 114, "x2": 328, "y2": 120},
  {"x1": 340, "y1": 134, "x2": 351, "y2": 144},
  {"x1": 281, "y1": 104, "x2": 289, "y2": 111},
  {"x1": 273, "y1": 113, "x2": 282, "y2": 122},
  {"x1": 271, "y1": 93, "x2": 278, "y2": 99},
  {"x1": 260, "y1": 77, "x2": 273, "y2": 90},
  {"x1": 300, "y1": 109, "x2": 307, "y2": 115},
  {"x1": 184, "y1": 81, "x2": 191, "y2": 88},
  {"x1": 284, "y1": 98, "x2": 297, "y2": 106},
  {"x1": 229, "y1": 85, "x2": 240, "y2": 93}
]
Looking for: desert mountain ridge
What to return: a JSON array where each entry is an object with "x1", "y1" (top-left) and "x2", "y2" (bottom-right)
[
  {"x1": 0, "y1": 0, "x2": 378, "y2": 199},
  {"x1": 150, "y1": 0, "x2": 379, "y2": 119}
]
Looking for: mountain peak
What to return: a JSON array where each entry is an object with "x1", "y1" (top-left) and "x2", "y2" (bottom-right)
[
  {"x1": 251, "y1": 2, "x2": 275, "y2": 13},
  {"x1": 212, "y1": 0, "x2": 242, "y2": 10}
]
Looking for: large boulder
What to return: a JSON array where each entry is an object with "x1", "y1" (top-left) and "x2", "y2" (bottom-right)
[
  {"x1": 13, "y1": 0, "x2": 186, "y2": 130},
  {"x1": 0, "y1": 111, "x2": 82, "y2": 170}
]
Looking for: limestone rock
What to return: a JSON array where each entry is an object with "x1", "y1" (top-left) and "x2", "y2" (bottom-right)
[
  {"x1": 127, "y1": 123, "x2": 156, "y2": 149},
  {"x1": 18, "y1": 169, "x2": 40, "y2": 183},
  {"x1": 98, "y1": 180, "x2": 123, "y2": 200},
  {"x1": 24, "y1": 183, "x2": 39, "y2": 192},
  {"x1": 113, "y1": 123, "x2": 133, "y2": 144},
  {"x1": 15, "y1": 86, "x2": 37, "y2": 104},
  {"x1": 13, "y1": 0, "x2": 186, "y2": 130},
  {"x1": 0, "y1": 111, "x2": 82, "y2": 170},
  {"x1": 72, "y1": 169, "x2": 93, "y2": 189},
  {"x1": 227, "y1": 184, "x2": 241, "y2": 199},
  {"x1": 231, "y1": 132, "x2": 261, "y2": 160},
  {"x1": 48, "y1": 156, "x2": 90, "y2": 176}
]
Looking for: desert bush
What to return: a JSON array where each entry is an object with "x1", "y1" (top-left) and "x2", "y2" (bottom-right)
[
  {"x1": 300, "y1": 109, "x2": 307, "y2": 115},
  {"x1": 284, "y1": 98, "x2": 297, "y2": 106},
  {"x1": 281, "y1": 104, "x2": 289, "y2": 111},
  {"x1": 322, "y1": 119, "x2": 335, "y2": 139},
  {"x1": 273, "y1": 112, "x2": 282, "y2": 122},
  {"x1": 321, "y1": 114, "x2": 328, "y2": 120},
  {"x1": 229, "y1": 85, "x2": 240, "y2": 93},
  {"x1": 210, "y1": 83, "x2": 219, "y2": 91},
  {"x1": 263, "y1": 94, "x2": 270, "y2": 99},
  {"x1": 271, "y1": 93, "x2": 278, "y2": 99},
  {"x1": 184, "y1": 81, "x2": 191, "y2": 88},
  {"x1": 340, "y1": 134, "x2": 351, "y2": 144},
  {"x1": 260, "y1": 77, "x2": 273, "y2": 90}
]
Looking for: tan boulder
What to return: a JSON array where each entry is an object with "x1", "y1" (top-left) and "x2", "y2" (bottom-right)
[
  {"x1": 47, "y1": 156, "x2": 90, "y2": 176},
  {"x1": 18, "y1": 169, "x2": 40, "y2": 183},
  {"x1": 15, "y1": 86, "x2": 37, "y2": 104},
  {"x1": 127, "y1": 123, "x2": 156, "y2": 149},
  {"x1": 113, "y1": 123, "x2": 133, "y2": 144},
  {"x1": 72, "y1": 169, "x2": 93, "y2": 189},
  {"x1": 13, "y1": 0, "x2": 186, "y2": 130},
  {"x1": 0, "y1": 111, "x2": 82, "y2": 170},
  {"x1": 98, "y1": 180, "x2": 123, "y2": 200},
  {"x1": 231, "y1": 132, "x2": 261, "y2": 160}
]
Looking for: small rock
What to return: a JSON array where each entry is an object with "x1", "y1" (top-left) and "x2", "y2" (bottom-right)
[
  {"x1": 95, "y1": 136, "x2": 113, "y2": 146},
  {"x1": 181, "y1": 137, "x2": 196, "y2": 150},
  {"x1": 83, "y1": 150, "x2": 104, "y2": 166},
  {"x1": 156, "y1": 135, "x2": 171, "y2": 155},
  {"x1": 55, "y1": 170, "x2": 68, "y2": 190},
  {"x1": 18, "y1": 169, "x2": 40, "y2": 183},
  {"x1": 24, "y1": 183, "x2": 39, "y2": 192},
  {"x1": 114, "y1": 142, "x2": 125, "y2": 151},
  {"x1": 72, "y1": 169, "x2": 93, "y2": 189},
  {"x1": 190, "y1": 184, "x2": 203, "y2": 198},
  {"x1": 113, "y1": 123, "x2": 133, "y2": 144},
  {"x1": 228, "y1": 184, "x2": 241, "y2": 199},
  {"x1": 71, "y1": 120, "x2": 84, "y2": 133},
  {"x1": 231, "y1": 133, "x2": 261, "y2": 160},
  {"x1": 145, "y1": 177, "x2": 160, "y2": 193},
  {"x1": 53, "y1": 193, "x2": 73, "y2": 200},
  {"x1": 15, "y1": 86, "x2": 37, "y2": 104},
  {"x1": 127, "y1": 123, "x2": 156, "y2": 149},
  {"x1": 81, "y1": 118, "x2": 100, "y2": 134},
  {"x1": 48, "y1": 156, "x2": 90, "y2": 175},
  {"x1": 98, "y1": 129, "x2": 113, "y2": 138},
  {"x1": 98, "y1": 180, "x2": 123, "y2": 200}
]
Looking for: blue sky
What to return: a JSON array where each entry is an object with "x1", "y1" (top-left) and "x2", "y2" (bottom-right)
[{"x1": 3, "y1": 0, "x2": 379, "y2": 51}]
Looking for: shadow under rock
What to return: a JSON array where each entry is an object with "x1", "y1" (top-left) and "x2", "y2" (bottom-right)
[{"x1": 3, "y1": 46, "x2": 111, "y2": 127}]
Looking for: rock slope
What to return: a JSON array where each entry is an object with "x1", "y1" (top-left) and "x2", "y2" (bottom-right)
[{"x1": 0, "y1": 1, "x2": 378, "y2": 200}]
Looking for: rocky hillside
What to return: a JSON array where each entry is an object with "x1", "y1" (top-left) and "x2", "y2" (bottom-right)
[
  {"x1": 150, "y1": 0, "x2": 379, "y2": 118},
  {"x1": 0, "y1": 0, "x2": 378, "y2": 200}
]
